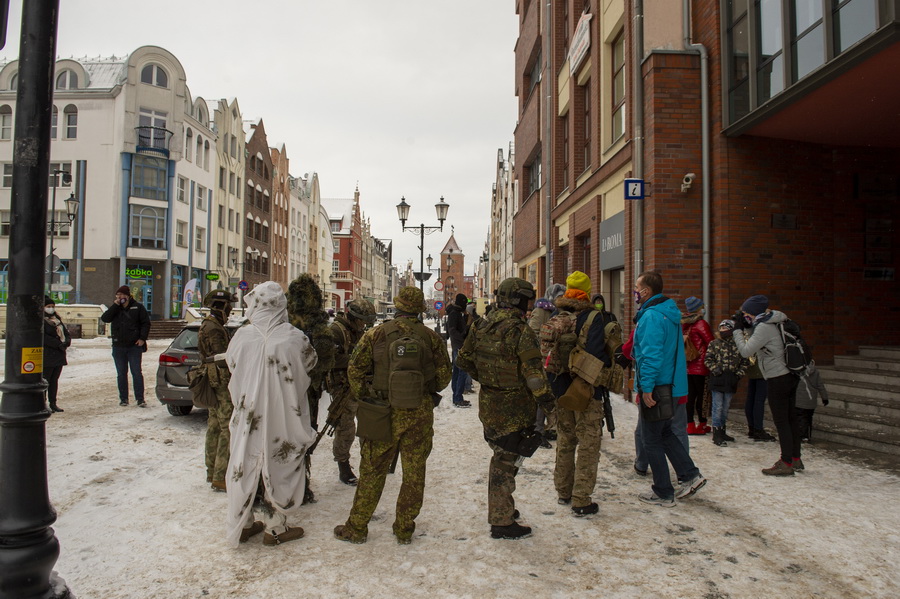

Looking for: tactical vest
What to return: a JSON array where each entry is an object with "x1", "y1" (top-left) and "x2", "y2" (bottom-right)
[
  {"x1": 473, "y1": 317, "x2": 524, "y2": 388},
  {"x1": 371, "y1": 319, "x2": 436, "y2": 408}
]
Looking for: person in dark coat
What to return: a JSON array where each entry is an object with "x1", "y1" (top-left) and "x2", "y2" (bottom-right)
[
  {"x1": 100, "y1": 285, "x2": 151, "y2": 407},
  {"x1": 447, "y1": 293, "x2": 471, "y2": 407},
  {"x1": 43, "y1": 296, "x2": 71, "y2": 413}
]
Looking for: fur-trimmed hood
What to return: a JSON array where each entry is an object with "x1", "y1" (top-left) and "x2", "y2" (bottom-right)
[{"x1": 554, "y1": 295, "x2": 592, "y2": 313}]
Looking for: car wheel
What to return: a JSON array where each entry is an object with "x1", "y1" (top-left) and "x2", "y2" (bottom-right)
[{"x1": 167, "y1": 404, "x2": 193, "y2": 416}]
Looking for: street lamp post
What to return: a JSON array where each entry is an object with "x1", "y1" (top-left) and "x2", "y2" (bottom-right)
[
  {"x1": 46, "y1": 170, "x2": 79, "y2": 294},
  {"x1": 396, "y1": 196, "x2": 449, "y2": 293}
]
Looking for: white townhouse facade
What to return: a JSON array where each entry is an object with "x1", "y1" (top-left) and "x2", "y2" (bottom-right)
[{"x1": 0, "y1": 46, "x2": 222, "y2": 318}]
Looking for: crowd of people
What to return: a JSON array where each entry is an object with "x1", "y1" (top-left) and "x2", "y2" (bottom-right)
[{"x1": 42, "y1": 267, "x2": 827, "y2": 547}]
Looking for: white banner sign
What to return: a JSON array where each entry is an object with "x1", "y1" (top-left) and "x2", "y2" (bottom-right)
[{"x1": 569, "y1": 12, "x2": 593, "y2": 74}]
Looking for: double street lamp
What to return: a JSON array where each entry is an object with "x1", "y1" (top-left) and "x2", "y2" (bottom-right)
[
  {"x1": 396, "y1": 196, "x2": 449, "y2": 292},
  {"x1": 46, "y1": 169, "x2": 80, "y2": 293}
]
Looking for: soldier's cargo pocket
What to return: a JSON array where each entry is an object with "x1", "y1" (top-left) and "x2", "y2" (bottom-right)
[
  {"x1": 356, "y1": 400, "x2": 392, "y2": 443},
  {"x1": 388, "y1": 371, "x2": 424, "y2": 409}
]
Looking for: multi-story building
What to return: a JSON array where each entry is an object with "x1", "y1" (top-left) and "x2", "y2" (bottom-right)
[
  {"x1": 269, "y1": 144, "x2": 290, "y2": 288},
  {"x1": 323, "y1": 188, "x2": 363, "y2": 309},
  {"x1": 0, "y1": 46, "x2": 224, "y2": 318},
  {"x1": 513, "y1": 0, "x2": 900, "y2": 355},
  {"x1": 242, "y1": 119, "x2": 273, "y2": 289},
  {"x1": 209, "y1": 97, "x2": 246, "y2": 295},
  {"x1": 438, "y1": 234, "x2": 465, "y2": 314},
  {"x1": 371, "y1": 238, "x2": 392, "y2": 312},
  {"x1": 289, "y1": 172, "x2": 335, "y2": 304},
  {"x1": 490, "y1": 144, "x2": 517, "y2": 295}
]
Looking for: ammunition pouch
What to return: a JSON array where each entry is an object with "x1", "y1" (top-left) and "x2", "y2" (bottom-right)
[{"x1": 355, "y1": 398, "x2": 392, "y2": 443}]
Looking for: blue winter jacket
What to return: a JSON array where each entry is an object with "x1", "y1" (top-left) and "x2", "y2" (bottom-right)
[{"x1": 633, "y1": 294, "x2": 688, "y2": 397}]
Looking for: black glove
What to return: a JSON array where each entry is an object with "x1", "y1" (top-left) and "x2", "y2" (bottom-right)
[
  {"x1": 822, "y1": 398, "x2": 829, "y2": 407},
  {"x1": 536, "y1": 392, "x2": 556, "y2": 415},
  {"x1": 614, "y1": 347, "x2": 631, "y2": 369},
  {"x1": 731, "y1": 311, "x2": 749, "y2": 330}
]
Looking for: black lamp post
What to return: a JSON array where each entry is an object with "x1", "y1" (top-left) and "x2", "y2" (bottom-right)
[
  {"x1": 396, "y1": 196, "x2": 449, "y2": 293},
  {"x1": 46, "y1": 170, "x2": 80, "y2": 294},
  {"x1": 0, "y1": 1, "x2": 72, "y2": 598}
]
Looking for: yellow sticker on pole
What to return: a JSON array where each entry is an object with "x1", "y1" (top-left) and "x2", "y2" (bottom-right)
[{"x1": 21, "y1": 347, "x2": 43, "y2": 374}]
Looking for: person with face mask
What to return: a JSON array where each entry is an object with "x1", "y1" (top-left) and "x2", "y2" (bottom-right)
[
  {"x1": 703, "y1": 320, "x2": 750, "y2": 446},
  {"x1": 199, "y1": 289, "x2": 237, "y2": 491},
  {"x1": 42, "y1": 296, "x2": 71, "y2": 413},
  {"x1": 100, "y1": 285, "x2": 151, "y2": 407}
]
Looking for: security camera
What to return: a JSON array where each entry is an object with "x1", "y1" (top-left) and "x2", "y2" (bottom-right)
[{"x1": 681, "y1": 173, "x2": 696, "y2": 192}]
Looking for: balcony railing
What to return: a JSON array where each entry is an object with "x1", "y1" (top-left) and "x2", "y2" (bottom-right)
[
  {"x1": 135, "y1": 126, "x2": 173, "y2": 158},
  {"x1": 330, "y1": 271, "x2": 352, "y2": 282}
]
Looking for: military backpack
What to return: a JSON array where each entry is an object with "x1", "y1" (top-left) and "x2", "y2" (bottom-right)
[
  {"x1": 540, "y1": 311, "x2": 578, "y2": 374},
  {"x1": 372, "y1": 319, "x2": 436, "y2": 408}
]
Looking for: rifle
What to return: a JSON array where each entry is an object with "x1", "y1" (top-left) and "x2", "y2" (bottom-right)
[
  {"x1": 305, "y1": 379, "x2": 351, "y2": 457},
  {"x1": 601, "y1": 386, "x2": 615, "y2": 439}
]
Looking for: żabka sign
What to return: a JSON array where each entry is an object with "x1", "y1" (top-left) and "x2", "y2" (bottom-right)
[
  {"x1": 126, "y1": 267, "x2": 152, "y2": 279},
  {"x1": 569, "y1": 12, "x2": 592, "y2": 75}
]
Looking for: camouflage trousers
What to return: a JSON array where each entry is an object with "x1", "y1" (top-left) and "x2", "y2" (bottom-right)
[
  {"x1": 554, "y1": 399, "x2": 604, "y2": 507},
  {"x1": 332, "y1": 397, "x2": 358, "y2": 463},
  {"x1": 344, "y1": 403, "x2": 434, "y2": 541},
  {"x1": 486, "y1": 433, "x2": 521, "y2": 526},
  {"x1": 205, "y1": 385, "x2": 234, "y2": 484}
]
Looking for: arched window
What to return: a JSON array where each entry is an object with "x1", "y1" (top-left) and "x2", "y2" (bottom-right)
[
  {"x1": 140, "y1": 64, "x2": 168, "y2": 88},
  {"x1": 9, "y1": 73, "x2": 17, "y2": 91},
  {"x1": 1, "y1": 105, "x2": 13, "y2": 140},
  {"x1": 63, "y1": 105, "x2": 77, "y2": 139},
  {"x1": 185, "y1": 128, "x2": 193, "y2": 161},
  {"x1": 129, "y1": 205, "x2": 166, "y2": 249},
  {"x1": 195, "y1": 135, "x2": 202, "y2": 166},
  {"x1": 203, "y1": 140, "x2": 210, "y2": 170},
  {"x1": 50, "y1": 106, "x2": 58, "y2": 139},
  {"x1": 55, "y1": 70, "x2": 77, "y2": 90},
  {"x1": 246, "y1": 216, "x2": 254, "y2": 239}
]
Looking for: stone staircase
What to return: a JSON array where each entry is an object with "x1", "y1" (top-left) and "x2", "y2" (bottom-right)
[
  {"x1": 148, "y1": 319, "x2": 187, "y2": 340},
  {"x1": 805, "y1": 346, "x2": 900, "y2": 456}
]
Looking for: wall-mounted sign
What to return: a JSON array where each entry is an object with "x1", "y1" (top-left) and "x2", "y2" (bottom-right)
[
  {"x1": 205, "y1": 273, "x2": 220, "y2": 281},
  {"x1": 126, "y1": 266, "x2": 152, "y2": 279},
  {"x1": 624, "y1": 178, "x2": 645, "y2": 200},
  {"x1": 599, "y1": 211, "x2": 625, "y2": 270},
  {"x1": 569, "y1": 12, "x2": 593, "y2": 74}
]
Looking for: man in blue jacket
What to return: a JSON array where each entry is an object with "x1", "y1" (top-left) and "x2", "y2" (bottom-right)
[{"x1": 632, "y1": 271, "x2": 706, "y2": 506}]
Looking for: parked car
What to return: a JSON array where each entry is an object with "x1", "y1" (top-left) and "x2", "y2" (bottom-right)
[{"x1": 155, "y1": 320, "x2": 241, "y2": 416}]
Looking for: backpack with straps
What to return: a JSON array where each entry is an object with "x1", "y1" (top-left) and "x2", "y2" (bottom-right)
[
  {"x1": 371, "y1": 319, "x2": 436, "y2": 408},
  {"x1": 779, "y1": 319, "x2": 812, "y2": 376},
  {"x1": 540, "y1": 311, "x2": 578, "y2": 374}
]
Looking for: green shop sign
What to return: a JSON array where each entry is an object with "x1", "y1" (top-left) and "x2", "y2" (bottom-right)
[
  {"x1": 126, "y1": 267, "x2": 153, "y2": 279},
  {"x1": 205, "y1": 273, "x2": 220, "y2": 281}
]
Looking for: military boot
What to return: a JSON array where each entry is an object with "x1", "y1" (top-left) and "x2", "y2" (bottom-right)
[
  {"x1": 722, "y1": 426, "x2": 736, "y2": 443},
  {"x1": 490, "y1": 522, "x2": 532, "y2": 540},
  {"x1": 338, "y1": 461, "x2": 358, "y2": 486}
]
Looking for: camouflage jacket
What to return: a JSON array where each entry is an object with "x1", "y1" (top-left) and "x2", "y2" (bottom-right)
[
  {"x1": 289, "y1": 312, "x2": 335, "y2": 393},
  {"x1": 326, "y1": 315, "x2": 364, "y2": 401},
  {"x1": 348, "y1": 314, "x2": 451, "y2": 407},
  {"x1": 457, "y1": 307, "x2": 552, "y2": 436},
  {"x1": 198, "y1": 316, "x2": 231, "y2": 388}
]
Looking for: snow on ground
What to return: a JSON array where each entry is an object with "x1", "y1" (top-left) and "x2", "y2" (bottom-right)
[{"x1": 2, "y1": 338, "x2": 899, "y2": 598}]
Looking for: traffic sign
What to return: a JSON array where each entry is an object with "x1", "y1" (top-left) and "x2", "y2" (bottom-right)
[
  {"x1": 433, "y1": 300, "x2": 444, "y2": 311},
  {"x1": 44, "y1": 254, "x2": 60, "y2": 273},
  {"x1": 238, "y1": 280, "x2": 249, "y2": 291},
  {"x1": 50, "y1": 283, "x2": 73, "y2": 292},
  {"x1": 624, "y1": 178, "x2": 645, "y2": 200},
  {"x1": 433, "y1": 280, "x2": 444, "y2": 291}
]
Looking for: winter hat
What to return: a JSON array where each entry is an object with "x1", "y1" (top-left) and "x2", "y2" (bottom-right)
[
  {"x1": 116, "y1": 285, "x2": 131, "y2": 296},
  {"x1": 685, "y1": 296, "x2": 704, "y2": 313},
  {"x1": 534, "y1": 298, "x2": 553, "y2": 311},
  {"x1": 394, "y1": 286, "x2": 425, "y2": 314},
  {"x1": 718, "y1": 319, "x2": 735, "y2": 331},
  {"x1": 44, "y1": 295, "x2": 55, "y2": 306},
  {"x1": 545, "y1": 283, "x2": 566, "y2": 301},
  {"x1": 741, "y1": 294, "x2": 769, "y2": 316},
  {"x1": 454, "y1": 293, "x2": 468, "y2": 308},
  {"x1": 566, "y1": 271, "x2": 591, "y2": 294}
]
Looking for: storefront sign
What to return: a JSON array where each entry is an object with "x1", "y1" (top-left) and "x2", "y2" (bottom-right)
[
  {"x1": 599, "y1": 211, "x2": 625, "y2": 270},
  {"x1": 569, "y1": 12, "x2": 592, "y2": 74},
  {"x1": 126, "y1": 267, "x2": 152, "y2": 279},
  {"x1": 205, "y1": 273, "x2": 220, "y2": 281}
]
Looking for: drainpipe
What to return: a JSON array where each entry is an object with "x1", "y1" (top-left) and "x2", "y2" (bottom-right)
[
  {"x1": 683, "y1": 0, "x2": 711, "y2": 318},
  {"x1": 544, "y1": 0, "x2": 553, "y2": 291},
  {"x1": 632, "y1": 0, "x2": 645, "y2": 281}
]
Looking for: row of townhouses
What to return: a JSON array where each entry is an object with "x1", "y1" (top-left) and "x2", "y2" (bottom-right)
[
  {"x1": 480, "y1": 0, "x2": 899, "y2": 363},
  {"x1": 0, "y1": 46, "x2": 394, "y2": 318}
]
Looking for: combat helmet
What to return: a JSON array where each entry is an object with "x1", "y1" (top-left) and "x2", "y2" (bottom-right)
[
  {"x1": 496, "y1": 277, "x2": 536, "y2": 309},
  {"x1": 203, "y1": 289, "x2": 236, "y2": 318},
  {"x1": 346, "y1": 298, "x2": 376, "y2": 325}
]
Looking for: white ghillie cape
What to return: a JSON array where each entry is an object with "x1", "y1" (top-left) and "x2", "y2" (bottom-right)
[{"x1": 224, "y1": 281, "x2": 317, "y2": 546}]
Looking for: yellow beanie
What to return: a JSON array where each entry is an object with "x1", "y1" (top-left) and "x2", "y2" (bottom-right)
[{"x1": 566, "y1": 271, "x2": 591, "y2": 294}]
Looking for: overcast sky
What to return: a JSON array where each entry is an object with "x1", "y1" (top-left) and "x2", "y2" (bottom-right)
[{"x1": 2, "y1": 1, "x2": 519, "y2": 281}]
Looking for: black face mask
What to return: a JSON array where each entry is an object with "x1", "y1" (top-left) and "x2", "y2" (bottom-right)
[{"x1": 719, "y1": 329, "x2": 733, "y2": 339}]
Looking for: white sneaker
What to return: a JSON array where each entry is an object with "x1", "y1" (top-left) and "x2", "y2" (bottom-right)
[
  {"x1": 638, "y1": 491, "x2": 676, "y2": 507},
  {"x1": 676, "y1": 474, "x2": 707, "y2": 499}
]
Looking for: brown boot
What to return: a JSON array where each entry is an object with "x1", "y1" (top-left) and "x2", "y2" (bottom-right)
[
  {"x1": 761, "y1": 459, "x2": 794, "y2": 476},
  {"x1": 239, "y1": 521, "x2": 264, "y2": 543},
  {"x1": 263, "y1": 526, "x2": 304, "y2": 546},
  {"x1": 211, "y1": 480, "x2": 227, "y2": 492},
  {"x1": 334, "y1": 524, "x2": 367, "y2": 544}
]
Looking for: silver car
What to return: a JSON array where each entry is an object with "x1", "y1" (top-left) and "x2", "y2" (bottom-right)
[{"x1": 155, "y1": 321, "x2": 240, "y2": 416}]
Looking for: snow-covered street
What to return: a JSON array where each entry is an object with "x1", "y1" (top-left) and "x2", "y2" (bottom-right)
[{"x1": 5, "y1": 338, "x2": 899, "y2": 598}]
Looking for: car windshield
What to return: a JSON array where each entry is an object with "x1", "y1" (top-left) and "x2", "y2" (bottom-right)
[{"x1": 171, "y1": 328, "x2": 199, "y2": 351}]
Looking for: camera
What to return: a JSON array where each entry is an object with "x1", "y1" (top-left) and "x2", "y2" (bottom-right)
[{"x1": 681, "y1": 173, "x2": 696, "y2": 192}]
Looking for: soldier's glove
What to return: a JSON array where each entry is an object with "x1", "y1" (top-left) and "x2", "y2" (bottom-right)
[{"x1": 536, "y1": 392, "x2": 556, "y2": 415}]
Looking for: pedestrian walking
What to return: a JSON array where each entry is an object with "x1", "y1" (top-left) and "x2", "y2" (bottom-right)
[
  {"x1": 42, "y1": 295, "x2": 71, "y2": 413},
  {"x1": 224, "y1": 281, "x2": 317, "y2": 547},
  {"x1": 100, "y1": 285, "x2": 151, "y2": 407},
  {"x1": 447, "y1": 293, "x2": 472, "y2": 407}
]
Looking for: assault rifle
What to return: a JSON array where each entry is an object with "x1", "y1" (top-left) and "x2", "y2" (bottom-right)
[
  {"x1": 601, "y1": 386, "x2": 615, "y2": 439},
  {"x1": 305, "y1": 380, "x2": 352, "y2": 457}
]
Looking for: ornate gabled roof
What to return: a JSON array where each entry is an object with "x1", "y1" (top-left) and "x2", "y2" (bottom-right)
[{"x1": 440, "y1": 233, "x2": 463, "y2": 256}]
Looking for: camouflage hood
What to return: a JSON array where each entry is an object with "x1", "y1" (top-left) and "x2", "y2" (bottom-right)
[{"x1": 287, "y1": 274, "x2": 329, "y2": 332}]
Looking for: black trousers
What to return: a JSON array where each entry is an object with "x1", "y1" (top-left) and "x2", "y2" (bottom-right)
[
  {"x1": 767, "y1": 373, "x2": 801, "y2": 463},
  {"x1": 45, "y1": 364, "x2": 64, "y2": 407},
  {"x1": 794, "y1": 407, "x2": 815, "y2": 440},
  {"x1": 686, "y1": 374, "x2": 707, "y2": 423}
]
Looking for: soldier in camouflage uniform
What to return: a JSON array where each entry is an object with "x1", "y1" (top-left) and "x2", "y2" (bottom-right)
[
  {"x1": 334, "y1": 287, "x2": 451, "y2": 545},
  {"x1": 457, "y1": 277, "x2": 556, "y2": 540},
  {"x1": 326, "y1": 298, "x2": 376, "y2": 485},
  {"x1": 199, "y1": 289, "x2": 237, "y2": 492}
]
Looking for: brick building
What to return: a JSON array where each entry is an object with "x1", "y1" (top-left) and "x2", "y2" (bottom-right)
[
  {"x1": 514, "y1": 0, "x2": 900, "y2": 360},
  {"x1": 269, "y1": 144, "x2": 290, "y2": 288},
  {"x1": 242, "y1": 119, "x2": 274, "y2": 289}
]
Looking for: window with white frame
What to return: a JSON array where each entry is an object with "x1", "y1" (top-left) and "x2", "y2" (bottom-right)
[
  {"x1": 0, "y1": 106, "x2": 12, "y2": 140},
  {"x1": 63, "y1": 105, "x2": 77, "y2": 139},
  {"x1": 131, "y1": 155, "x2": 167, "y2": 201},
  {"x1": 129, "y1": 205, "x2": 166, "y2": 249},
  {"x1": 49, "y1": 163, "x2": 72, "y2": 187},
  {"x1": 55, "y1": 70, "x2": 78, "y2": 90},
  {"x1": 50, "y1": 106, "x2": 58, "y2": 139},
  {"x1": 140, "y1": 64, "x2": 168, "y2": 88},
  {"x1": 175, "y1": 220, "x2": 187, "y2": 247},
  {"x1": 203, "y1": 140, "x2": 210, "y2": 170},
  {"x1": 185, "y1": 129, "x2": 193, "y2": 162},
  {"x1": 196, "y1": 185, "x2": 207, "y2": 211},
  {"x1": 195, "y1": 226, "x2": 206, "y2": 252},
  {"x1": 177, "y1": 176, "x2": 187, "y2": 203},
  {"x1": 0, "y1": 210, "x2": 10, "y2": 235},
  {"x1": 333, "y1": 260, "x2": 340, "y2": 270},
  {"x1": 217, "y1": 244, "x2": 223, "y2": 267},
  {"x1": 611, "y1": 32, "x2": 626, "y2": 142},
  {"x1": 333, "y1": 240, "x2": 339, "y2": 252},
  {"x1": 8, "y1": 73, "x2": 16, "y2": 91},
  {"x1": 217, "y1": 204, "x2": 225, "y2": 228},
  {"x1": 1, "y1": 164, "x2": 11, "y2": 188}
]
